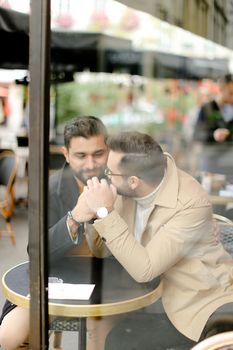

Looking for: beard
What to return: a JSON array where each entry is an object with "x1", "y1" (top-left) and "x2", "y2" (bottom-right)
[
  {"x1": 114, "y1": 183, "x2": 135, "y2": 197},
  {"x1": 116, "y1": 188, "x2": 135, "y2": 197},
  {"x1": 72, "y1": 166, "x2": 106, "y2": 185}
]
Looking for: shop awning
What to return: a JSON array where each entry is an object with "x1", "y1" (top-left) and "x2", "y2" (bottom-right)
[
  {"x1": 0, "y1": 7, "x2": 139, "y2": 74},
  {"x1": 0, "y1": 7, "x2": 229, "y2": 79}
]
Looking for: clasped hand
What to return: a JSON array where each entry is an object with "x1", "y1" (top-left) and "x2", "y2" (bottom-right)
[
  {"x1": 72, "y1": 177, "x2": 117, "y2": 222},
  {"x1": 84, "y1": 177, "x2": 117, "y2": 213}
]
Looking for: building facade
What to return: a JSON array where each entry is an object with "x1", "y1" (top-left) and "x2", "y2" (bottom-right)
[{"x1": 119, "y1": 0, "x2": 233, "y2": 50}]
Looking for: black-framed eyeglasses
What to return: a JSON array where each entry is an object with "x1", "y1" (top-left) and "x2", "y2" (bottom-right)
[{"x1": 104, "y1": 168, "x2": 129, "y2": 177}]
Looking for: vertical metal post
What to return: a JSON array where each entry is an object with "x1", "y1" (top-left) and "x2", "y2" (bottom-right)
[
  {"x1": 79, "y1": 318, "x2": 87, "y2": 350},
  {"x1": 28, "y1": 0, "x2": 50, "y2": 348}
]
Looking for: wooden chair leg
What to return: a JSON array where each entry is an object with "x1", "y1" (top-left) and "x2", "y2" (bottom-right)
[
  {"x1": 0, "y1": 217, "x2": 16, "y2": 245},
  {"x1": 0, "y1": 204, "x2": 15, "y2": 245},
  {"x1": 6, "y1": 220, "x2": 16, "y2": 245},
  {"x1": 10, "y1": 188, "x2": 15, "y2": 215}
]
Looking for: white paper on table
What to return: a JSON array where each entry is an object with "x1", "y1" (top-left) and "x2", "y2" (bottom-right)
[
  {"x1": 219, "y1": 189, "x2": 233, "y2": 197},
  {"x1": 225, "y1": 184, "x2": 233, "y2": 192},
  {"x1": 48, "y1": 283, "x2": 95, "y2": 300}
]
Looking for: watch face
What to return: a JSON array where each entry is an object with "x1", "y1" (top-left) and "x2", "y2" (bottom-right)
[{"x1": 97, "y1": 207, "x2": 108, "y2": 218}]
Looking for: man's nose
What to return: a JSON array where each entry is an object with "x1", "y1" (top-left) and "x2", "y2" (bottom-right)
[{"x1": 85, "y1": 156, "x2": 95, "y2": 169}]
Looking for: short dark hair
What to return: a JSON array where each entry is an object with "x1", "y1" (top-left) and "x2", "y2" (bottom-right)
[
  {"x1": 64, "y1": 116, "x2": 107, "y2": 148},
  {"x1": 107, "y1": 132, "x2": 166, "y2": 184}
]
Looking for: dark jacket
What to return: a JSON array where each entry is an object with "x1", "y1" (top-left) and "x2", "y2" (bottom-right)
[
  {"x1": 49, "y1": 162, "x2": 81, "y2": 262},
  {"x1": 193, "y1": 100, "x2": 233, "y2": 143}
]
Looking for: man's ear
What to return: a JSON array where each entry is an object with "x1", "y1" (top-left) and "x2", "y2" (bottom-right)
[
  {"x1": 127, "y1": 176, "x2": 140, "y2": 190},
  {"x1": 62, "y1": 146, "x2": 69, "y2": 163}
]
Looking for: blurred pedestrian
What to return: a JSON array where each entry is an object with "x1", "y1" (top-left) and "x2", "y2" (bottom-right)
[
  {"x1": 192, "y1": 74, "x2": 233, "y2": 175},
  {"x1": 194, "y1": 74, "x2": 233, "y2": 143}
]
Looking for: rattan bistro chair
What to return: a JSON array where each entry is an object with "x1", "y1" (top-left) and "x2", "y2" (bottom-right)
[
  {"x1": 213, "y1": 214, "x2": 233, "y2": 256},
  {"x1": 190, "y1": 331, "x2": 233, "y2": 350},
  {"x1": 0, "y1": 150, "x2": 17, "y2": 245}
]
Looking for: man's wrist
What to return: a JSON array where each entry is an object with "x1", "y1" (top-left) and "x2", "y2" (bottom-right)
[{"x1": 66, "y1": 211, "x2": 82, "y2": 242}]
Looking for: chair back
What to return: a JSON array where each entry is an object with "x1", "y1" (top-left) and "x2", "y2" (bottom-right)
[
  {"x1": 220, "y1": 226, "x2": 233, "y2": 256},
  {"x1": 190, "y1": 331, "x2": 233, "y2": 350},
  {"x1": 213, "y1": 214, "x2": 233, "y2": 256},
  {"x1": 0, "y1": 151, "x2": 17, "y2": 194}
]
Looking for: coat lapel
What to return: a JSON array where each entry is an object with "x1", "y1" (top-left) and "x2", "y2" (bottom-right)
[{"x1": 58, "y1": 164, "x2": 80, "y2": 211}]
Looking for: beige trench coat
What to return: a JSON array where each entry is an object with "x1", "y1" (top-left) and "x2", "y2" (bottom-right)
[{"x1": 85, "y1": 153, "x2": 233, "y2": 341}]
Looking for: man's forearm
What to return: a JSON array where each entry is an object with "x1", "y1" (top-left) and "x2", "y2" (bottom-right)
[{"x1": 49, "y1": 216, "x2": 75, "y2": 263}]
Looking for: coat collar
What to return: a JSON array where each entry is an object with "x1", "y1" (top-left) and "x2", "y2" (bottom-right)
[
  {"x1": 152, "y1": 152, "x2": 179, "y2": 208},
  {"x1": 115, "y1": 195, "x2": 136, "y2": 233}
]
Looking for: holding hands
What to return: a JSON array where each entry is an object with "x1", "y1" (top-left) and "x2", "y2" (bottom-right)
[
  {"x1": 84, "y1": 177, "x2": 117, "y2": 213},
  {"x1": 72, "y1": 177, "x2": 117, "y2": 222},
  {"x1": 71, "y1": 190, "x2": 95, "y2": 223}
]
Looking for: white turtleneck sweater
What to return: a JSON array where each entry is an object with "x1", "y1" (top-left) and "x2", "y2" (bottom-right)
[{"x1": 133, "y1": 178, "x2": 164, "y2": 242}]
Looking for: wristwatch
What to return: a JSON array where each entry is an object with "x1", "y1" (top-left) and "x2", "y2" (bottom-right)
[{"x1": 96, "y1": 207, "x2": 108, "y2": 219}]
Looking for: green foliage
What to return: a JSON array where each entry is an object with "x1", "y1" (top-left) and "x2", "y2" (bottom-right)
[
  {"x1": 56, "y1": 80, "x2": 122, "y2": 125},
  {"x1": 55, "y1": 76, "x2": 197, "y2": 138}
]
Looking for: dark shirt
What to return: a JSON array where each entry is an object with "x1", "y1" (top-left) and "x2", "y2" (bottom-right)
[{"x1": 193, "y1": 100, "x2": 233, "y2": 143}]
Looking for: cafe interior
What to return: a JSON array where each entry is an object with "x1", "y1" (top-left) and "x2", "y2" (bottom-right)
[{"x1": 1, "y1": 0, "x2": 233, "y2": 349}]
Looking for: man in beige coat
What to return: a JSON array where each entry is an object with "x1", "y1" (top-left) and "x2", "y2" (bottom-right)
[{"x1": 72, "y1": 131, "x2": 233, "y2": 345}]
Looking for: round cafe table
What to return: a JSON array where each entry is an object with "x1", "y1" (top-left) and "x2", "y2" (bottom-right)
[{"x1": 2, "y1": 256, "x2": 162, "y2": 350}]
